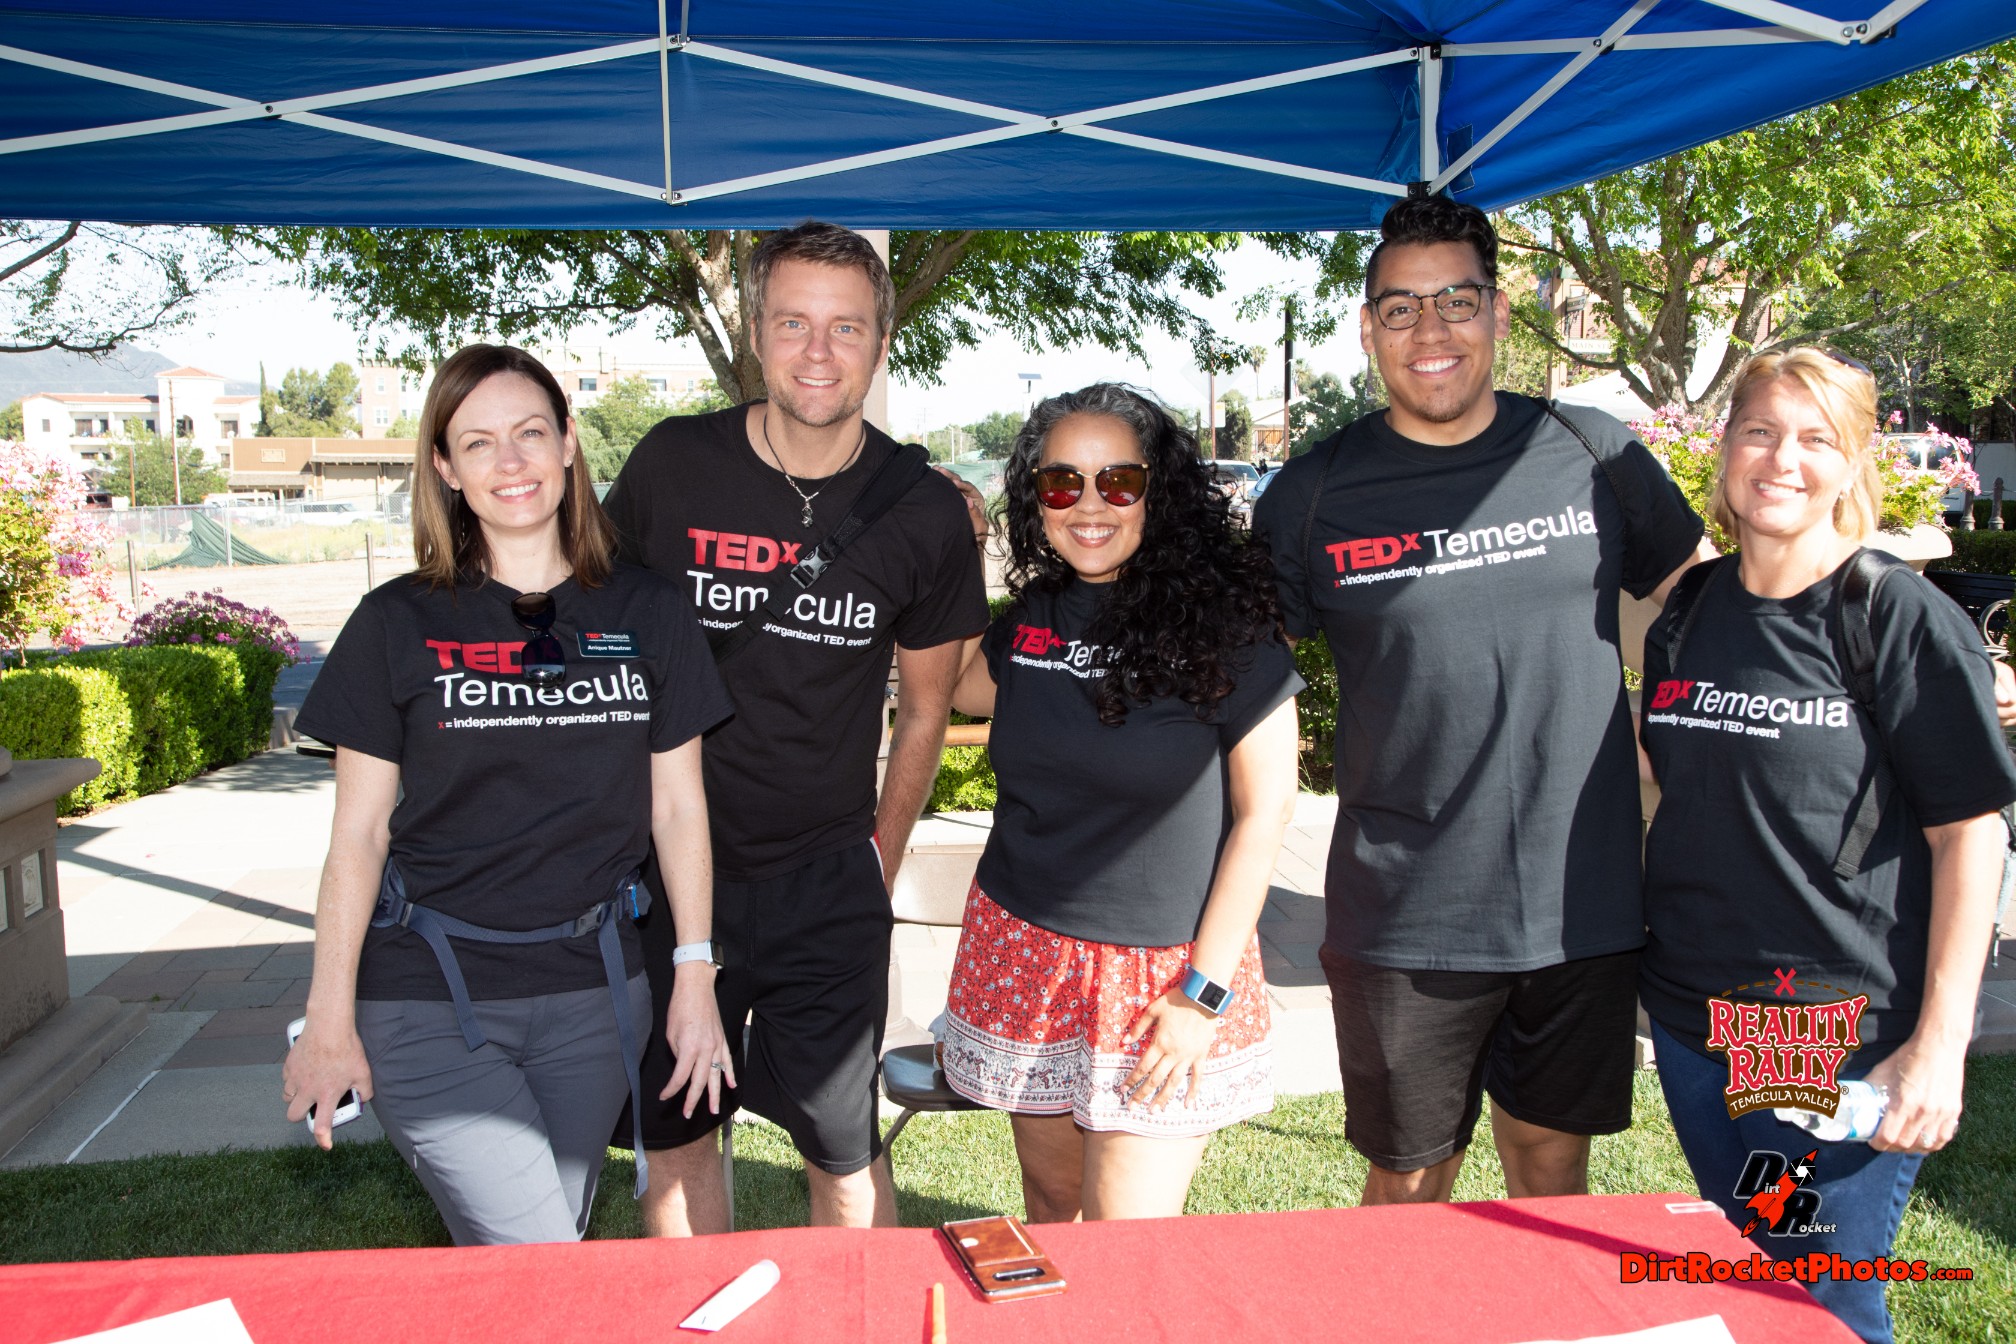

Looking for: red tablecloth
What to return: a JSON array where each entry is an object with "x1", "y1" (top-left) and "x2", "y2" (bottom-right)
[{"x1": 2, "y1": 1194, "x2": 1856, "y2": 1343}]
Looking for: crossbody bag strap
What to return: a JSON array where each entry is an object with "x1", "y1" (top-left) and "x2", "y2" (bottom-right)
[
  {"x1": 1831, "y1": 547, "x2": 1905, "y2": 879},
  {"x1": 707, "y1": 442, "x2": 931, "y2": 664},
  {"x1": 1544, "y1": 399, "x2": 1638, "y2": 553},
  {"x1": 1297, "y1": 434, "x2": 1348, "y2": 620},
  {"x1": 1652, "y1": 554, "x2": 1727, "y2": 675}
]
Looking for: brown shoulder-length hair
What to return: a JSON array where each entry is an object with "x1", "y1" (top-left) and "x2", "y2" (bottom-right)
[{"x1": 410, "y1": 344, "x2": 616, "y2": 590}]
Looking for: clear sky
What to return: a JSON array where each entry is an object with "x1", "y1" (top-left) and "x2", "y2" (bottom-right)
[{"x1": 163, "y1": 237, "x2": 1368, "y2": 435}]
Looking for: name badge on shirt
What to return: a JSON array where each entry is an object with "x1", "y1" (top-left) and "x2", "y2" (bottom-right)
[{"x1": 578, "y1": 630, "x2": 639, "y2": 658}]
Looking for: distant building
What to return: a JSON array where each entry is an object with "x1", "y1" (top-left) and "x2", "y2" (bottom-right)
[
  {"x1": 358, "y1": 363, "x2": 428, "y2": 438},
  {"x1": 549, "y1": 354, "x2": 717, "y2": 408},
  {"x1": 228, "y1": 436, "x2": 415, "y2": 502},
  {"x1": 19, "y1": 366, "x2": 259, "y2": 469}
]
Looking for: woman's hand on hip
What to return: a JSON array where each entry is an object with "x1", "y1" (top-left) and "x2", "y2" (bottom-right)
[
  {"x1": 281, "y1": 1016, "x2": 372, "y2": 1152},
  {"x1": 1865, "y1": 1035, "x2": 1967, "y2": 1153},
  {"x1": 662, "y1": 964, "x2": 736, "y2": 1118},
  {"x1": 1123, "y1": 990, "x2": 1219, "y2": 1111}
]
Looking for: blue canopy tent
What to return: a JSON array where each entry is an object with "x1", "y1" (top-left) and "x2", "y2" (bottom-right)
[{"x1": 0, "y1": 1, "x2": 2010, "y2": 230}]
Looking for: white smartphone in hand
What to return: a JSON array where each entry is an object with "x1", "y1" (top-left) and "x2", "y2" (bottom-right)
[{"x1": 284, "y1": 1017, "x2": 364, "y2": 1130}]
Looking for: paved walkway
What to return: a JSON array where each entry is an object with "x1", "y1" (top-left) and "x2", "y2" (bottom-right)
[
  {"x1": 8, "y1": 635, "x2": 2010, "y2": 1168},
  {"x1": 1, "y1": 746, "x2": 1346, "y2": 1168}
]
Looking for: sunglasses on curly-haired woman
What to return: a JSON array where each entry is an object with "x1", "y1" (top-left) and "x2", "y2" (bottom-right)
[{"x1": 1031, "y1": 463, "x2": 1149, "y2": 509}]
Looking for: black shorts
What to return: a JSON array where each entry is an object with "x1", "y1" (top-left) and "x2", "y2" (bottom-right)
[
  {"x1": 612, "y1": 840, "x2": 893, "y2": 1175},
  {"x1": 1319, "y1": 946, "x2": 1640, "y2": 1172}
]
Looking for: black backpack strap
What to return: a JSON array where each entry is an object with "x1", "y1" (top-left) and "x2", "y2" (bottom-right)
[
  {"x1": 1830, "y1": 548, "x2": 1909, "y2": 879},
  {"x1": 707, "y1": 442, "x2": 931, "y2": 664},
  {"x1": 1544, "y1": 399, "x2": 1639, "y2": 550},
  {"x1": 1297, "y1": 434, "x2": 1348, "y2": 619},
  {"x1": 1649, "y1": 554, "x2": 1727, "y2": 675}
]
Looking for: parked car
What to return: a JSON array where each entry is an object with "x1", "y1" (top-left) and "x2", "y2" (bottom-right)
[
  {"x1": 1204, "y1": 459, "x2": 1261, "y2": 525},
  {"x1": 1882, "y1": 432, "x2": 1970, "y2": 518},
  {"x1": 295, "y1": 500, "x2": 368, "y2": 527}
]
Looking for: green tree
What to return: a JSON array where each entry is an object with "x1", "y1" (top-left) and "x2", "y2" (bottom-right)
[
  {"x1": 1219, "y1": 389, "x2": 1254, "y2": 461},
  {"x1": 965, "y1": 409, "x2": 1025, "y2": 460},
  {"x1": 263, "y1": 363, "x2": 361, "y2": 437},
  {"x1": 2, "y1": 221, "x2": 236, "y2": 357},
  {"x1": 388, "y1": 412, "x2": 419, "y2": 439},
  {"x1": 1783, "y1": 269, "x2": 2016, "y2": 438},
  {"x1": 235, "y1": 229, "x2": 1364, "y2": 404},
  {"x1": 573, "y1": 374, "x2": 731, "y2": 481},
  {"x1": 105, "y1": 427, "x2": 227, "y2": 506},
  {"x1": 1502, "y1": 42, "x2": 2016, "y2": 416},
  {"x1": 0, "y1": 399, "x2": 22, "y2": 440},
  {"x1": 1289, "y1": 365, "x2": 1363, "y2": 457},
  {"x1": 577, "y1": 375, "x2": 678, "y2": 457}
]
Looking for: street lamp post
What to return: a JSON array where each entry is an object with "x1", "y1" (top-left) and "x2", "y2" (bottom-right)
[{"x1": 1018, "y1": 372, "x2": 1042, "y2": 410}]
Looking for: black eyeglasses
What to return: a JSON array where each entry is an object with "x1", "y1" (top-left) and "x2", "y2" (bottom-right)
[
  {"x1": 1032, "y1": 463, "x2": 1149, "y2": 509},
  {"x1": 511, "y1": 592, "x2": 566, "y2": 686},
  {"x1": 1370, "y1": 283, "x2": 1496, "y2": 331}
]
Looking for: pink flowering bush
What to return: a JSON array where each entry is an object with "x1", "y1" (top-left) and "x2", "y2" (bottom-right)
[
  {"x1": 0, "y1": 439, "x2": 133, "y2": 658},
  {"x1": 1630, "y1": 406, "x2": 1970, "y2": 554},
  {"x1": 126, "y1": 590, "x2": 302, "y2": 665}
]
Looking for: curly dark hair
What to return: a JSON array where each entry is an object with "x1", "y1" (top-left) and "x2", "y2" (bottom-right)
[
  {"x1": 1366, "y1": 194, "x2": 1499, "y2": 296},
  {"x1": 998, "y1": 383, "x2": 1282, "y2": 727}
]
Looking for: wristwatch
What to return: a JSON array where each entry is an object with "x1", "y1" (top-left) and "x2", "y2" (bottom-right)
[
  {"x1": 672, "y1": 940, "x2": 724, "y2": 969},
  {"x1": 1179, "y1": 966, "x2": 1234, "y2": 1017}
]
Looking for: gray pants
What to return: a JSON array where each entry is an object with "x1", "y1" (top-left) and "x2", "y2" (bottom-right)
[{"x1": 356, "y1": 975, "x2": 649, "y2": 1247}]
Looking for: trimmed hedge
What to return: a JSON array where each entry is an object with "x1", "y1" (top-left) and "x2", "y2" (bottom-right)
[
  {"x1": 0, "y1": 665, "x2": 134, "y2": 810},
  {"x1": 0, "y1": 644, "x2": 285, "y2": 814},
  {"x1": 1932, "y1": 530, "x2": 2016, "y2": 578}
]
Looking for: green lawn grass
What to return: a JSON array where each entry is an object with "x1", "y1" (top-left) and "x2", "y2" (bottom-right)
[{"x1": 4, "y1": 1063, "x2": 2009, "y2": 1342}]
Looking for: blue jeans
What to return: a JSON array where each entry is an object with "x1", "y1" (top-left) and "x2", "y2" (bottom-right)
[{"x1": 1650, "y1": 1019, "x2": 1922, "y2": 1344}]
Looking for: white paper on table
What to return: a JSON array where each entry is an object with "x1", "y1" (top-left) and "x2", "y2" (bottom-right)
[
  {"x1": 53, "y1": 1299, "x2": 257, "y2": 1344},
  {"x1": 1511, "y1": 1315, "x2": 1738, "y2": 1344},
  {"x1": 679, "y1": 1259, "x2": 781, "y2": 1332}
]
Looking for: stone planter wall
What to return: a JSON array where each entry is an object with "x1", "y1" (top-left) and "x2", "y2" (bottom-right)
[{"x1": 0, "y1": 749, "x2": 100, "y2": 1051}]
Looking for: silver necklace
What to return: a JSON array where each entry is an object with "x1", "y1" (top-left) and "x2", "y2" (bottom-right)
[{"x1": 761, "y1": 413, "x2": 865, "y2": 529}]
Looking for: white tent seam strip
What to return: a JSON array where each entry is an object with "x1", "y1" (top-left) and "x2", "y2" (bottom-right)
[
  {"x1": 284, "y1": 112, "x2": 666, "y2": 200},
  {"x1": 1049, "y1": 47, "x2": 1416, "y2": 126},
  {"x1": 1429, "y1": 0, "x2": 1663, "y2": 193},
  {"x1": 1864, "y1": 0, "x2": 1931, "y2": 33},
  {"x1": 683, "y1": 40, "x2": 1044, "y2": 124},
  {"x1": 1445, "y1": 25, "x2": 1817, "y2": 54},
  {"x1": 1418, "y1": 45, "x2": 1442, "y2": 180},
  {"x1": 673, "y1": 124, "x2": 1040, "y2": 202},
  {"x1": 1068, "y1": 126, "x2": 1409, "y2": 194},
  {"x1": 0, "y1": 41, "x2": 252, "y2": 108},
  {"x1": 1690, "y1": 0, "x2": 1855, "y2": 42},
  {"x1": 0, "y1": 36, "x2": 663, "y2": 158}
]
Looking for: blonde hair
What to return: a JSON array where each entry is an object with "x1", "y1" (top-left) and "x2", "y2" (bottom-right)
[
  {"x1": 410, "y1": 344, "x2": 616, "y2": 591},
  {"x1": 1713, "y1": 347, "x2": 1882, "y2": 542}
]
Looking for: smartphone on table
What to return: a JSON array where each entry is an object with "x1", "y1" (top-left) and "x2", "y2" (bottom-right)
[{"x1": 941, "y1": 1215, "x2": 1067, "y2": 1301}]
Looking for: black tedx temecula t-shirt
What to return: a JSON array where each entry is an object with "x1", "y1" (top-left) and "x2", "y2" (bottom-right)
[
  {"x1": 1252, "y1": 394, "x2": 1704, "y2": 971},
  {"x1": 295, "y1": 564, "x2": 733, "y2": 1001},
  {"x1": 603, "y1": 406, "x2": 989, "y2": 881},
  {"x1": 1640, "y1": 554, "x2": 2016, "y2": 1053},
  {"x1": 975, "y1": 580, "x2": 1304, "y2": 947}
]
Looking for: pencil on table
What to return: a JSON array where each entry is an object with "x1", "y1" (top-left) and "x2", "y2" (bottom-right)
[{"x1": 930, "y1": 1282, "x2": 947, "y2": 1344}]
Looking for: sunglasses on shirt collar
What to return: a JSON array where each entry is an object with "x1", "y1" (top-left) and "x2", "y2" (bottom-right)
[
  {"x1": 511, "y1": 591, "x2": 567, "y2": 685},
  {"x1": 1031, "y1": 463, "x2": 1149, "y2": 510}
]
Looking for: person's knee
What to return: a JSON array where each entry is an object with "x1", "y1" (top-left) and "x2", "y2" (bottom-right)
[
  {"x1": 646, "y1": 1134, "x2": 724, "y2": 1183},
  {"x1": 1361, "y1": 1152, "x2": 1462, "y2": 1205},
  {"x1": 1020, "y1": 1157, "x2": 1083, "y2": 1217}
]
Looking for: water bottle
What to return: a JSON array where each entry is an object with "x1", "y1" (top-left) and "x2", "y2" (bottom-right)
[{"x1": 1773, "y1": 1080, "x2": 1888, "y2": 1142}]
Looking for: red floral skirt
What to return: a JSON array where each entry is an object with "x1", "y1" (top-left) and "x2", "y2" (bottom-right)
[{"x1": 940, "y1": 883, "x2": 1272, "y2": 1138}]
